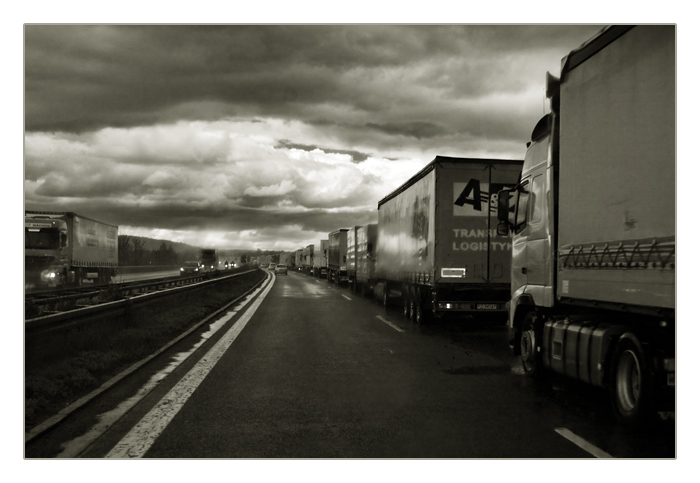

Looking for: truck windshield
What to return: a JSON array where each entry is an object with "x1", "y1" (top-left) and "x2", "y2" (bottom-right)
[{"x1": 25, "y1": 229, "x2": 60, "y2": 249}]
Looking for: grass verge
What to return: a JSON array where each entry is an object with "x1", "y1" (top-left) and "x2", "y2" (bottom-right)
[{"x1": 24, "y1": 269, "x2": 267, "y2": 432}]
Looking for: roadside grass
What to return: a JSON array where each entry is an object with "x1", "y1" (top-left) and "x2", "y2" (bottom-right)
[{"x1": 24, "y1": 269, "x2": 267, "y2": 432}]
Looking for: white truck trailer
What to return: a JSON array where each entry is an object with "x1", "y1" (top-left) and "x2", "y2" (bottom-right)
[
  {"x1": 313, "y1": 240, "x2": 328, "y2": 278},
  {"x1": 25, "y1": 211, "x2": 118, "y2": 288},
  {"x1": 375, "y1": 156, "x2": 522, "y2": 323},
  {"x1": 496, "y1": 25, "x2": 675, "y2": 424}
]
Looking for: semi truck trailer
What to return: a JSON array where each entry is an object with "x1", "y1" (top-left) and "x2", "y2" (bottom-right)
[
  {"x1": 294, "y1": 249, "x2": 303, "y2": 271},
  {"x1": 348, "y1": 224, "x2": 378, "y2": 296},
  {"x1": 496, "y1": 25, "x2": 675, "y2": 424},
  {"x1": 302, "y1": 244, "x2": 314, "y2": 275},
  {"x1": 313, "y1": 240, "x2": 329, "y2": 278},
  {"x1": 375, "y1": 156, "x2": 522, "y2": 323},
  {"x1": 24, "y1": 211, "x2": 118, "y2": 289},
  {"x1": 328, "y1": 229, "x2": 349, "y2": 284}
]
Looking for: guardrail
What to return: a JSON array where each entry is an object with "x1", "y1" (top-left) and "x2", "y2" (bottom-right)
[
  {"x1": 25, "y1": 269, "x2": 259, "y2": 336},
  {"x1": 117, "y1": 265, "x2": 180, "y2": 275}
]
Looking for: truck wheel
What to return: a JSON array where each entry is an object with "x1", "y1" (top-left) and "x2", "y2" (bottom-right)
[
  {"x1": 610, "y1": 338, "x2": 650, "y2": 425},
  {"x1": 415, "y1": 302, "x2": 426, "y2": 325},
  {"x1": 520, "y1": 313, "x2": 542, "y2": 379}
]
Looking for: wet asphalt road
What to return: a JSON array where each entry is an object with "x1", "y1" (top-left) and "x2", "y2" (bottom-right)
[{"x1": 42, "y1": 270, "x2": 675, "y2": 458}]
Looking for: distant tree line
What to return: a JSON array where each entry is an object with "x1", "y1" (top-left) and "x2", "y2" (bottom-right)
[{"x1": 118, "y1": 235, "x2": 198, "y2": 266}]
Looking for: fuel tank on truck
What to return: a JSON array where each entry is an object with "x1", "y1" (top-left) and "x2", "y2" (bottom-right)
[{"x1": 376, "y1": 156, "x2": 522, "y2": 286}]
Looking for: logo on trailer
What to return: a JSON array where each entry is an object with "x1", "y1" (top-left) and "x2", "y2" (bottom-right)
[{"x1": 453, "y1": 179, "x2": 511, "y2": 217}]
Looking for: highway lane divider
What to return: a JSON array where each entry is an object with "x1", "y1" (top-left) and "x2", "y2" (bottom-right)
[{"x1": 106, "y1": 269, "x2": 276, "y2": 457}]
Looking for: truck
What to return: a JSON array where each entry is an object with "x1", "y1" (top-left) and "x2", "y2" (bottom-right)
[
  {"x1": 327, "y1": 229, "x2": 349, "y2": 284},
  {"x1": 312, "y1": 240, "x2": 328, "y2": 278},
  {"x1": 375, "y1": 156, "x2": 522, "y2": 323},
  {"x1": 24, "y1": 211, "x2": 118, "y2": 289},
  {"x1": 302, "y1": 244, "x2": 314, "y2": 275},
  {"x1": 294, "y1": 249, "x2": 303, "y2": 272},
  {"x1": 200, "y1": 248, "x2": 220, "y2": 272},
  {"x1": 496, "y1": 25, "x2": 675, "y2": 424},
  {"x1": 347, "y1": 224, "x2": 378, "y2": 296}
]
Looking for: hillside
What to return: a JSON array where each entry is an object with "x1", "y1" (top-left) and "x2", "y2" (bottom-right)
[{"x1": 117, "y1": 234, "x2": 288, "y2": 265}]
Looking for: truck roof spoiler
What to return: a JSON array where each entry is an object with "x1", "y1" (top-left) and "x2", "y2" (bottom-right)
[{"x1": 560, "y1": 25, "x2": 636, "y2": 81}]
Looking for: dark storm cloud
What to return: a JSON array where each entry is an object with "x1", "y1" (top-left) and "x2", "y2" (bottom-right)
[
  {"x1": 364, "y1": 121, "x2": 448, "y2": 139},
  {"x1": 25, "y1": 24, "x2": 603, "y2": 135},
  {"x1": 24, "y1": 24, "x2": 607, "y2": 250},
  {"x1": 275, "y1": 140, "x2": 371, "y2": 162}
]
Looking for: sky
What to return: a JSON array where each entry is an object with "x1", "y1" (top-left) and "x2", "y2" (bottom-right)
[{"x1": 24, "y1": 22, "x2": 610, "y2": 252}]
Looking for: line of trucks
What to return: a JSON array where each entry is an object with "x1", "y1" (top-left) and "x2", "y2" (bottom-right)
[{"x1": 291, "y1": 26, "x2": 675, "y2": 424}]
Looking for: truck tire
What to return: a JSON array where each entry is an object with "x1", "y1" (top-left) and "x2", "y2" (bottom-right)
[
  {"x1": 415, "y1": 301, "x2": 426, "y2": 325},
  {"x1": 520, "y1": 312, "x2": 543, "y2": 379},
  {"x1": 610, "y1": 338, "x2": 651, "y2": 425}
]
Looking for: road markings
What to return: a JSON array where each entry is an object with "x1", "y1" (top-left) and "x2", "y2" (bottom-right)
[
  {"x1": 105, "y1": 273, "x2": 275, "y2": 458},
  {"x1": 554, "y1": 428, "x2": 613, "y2": 458},
  {"x1": 341, "y1": 294, "x2": 352, "y2": 301},
  {"x1": 376, "y1": 315, "x2": 405, "y2": 333}
]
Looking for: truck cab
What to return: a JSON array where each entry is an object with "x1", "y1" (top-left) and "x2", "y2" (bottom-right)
[
  {"x1": 25, "y1": 216, "x2": 70, "y2": 287},
  {"x1": 498, "y1": 96, "x2": 558, "y2": 347}
]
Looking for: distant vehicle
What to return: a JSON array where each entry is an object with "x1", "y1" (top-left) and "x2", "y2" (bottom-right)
[
  {"x1": 224, "y1": 260, "x2": 230, "y2": 269},
  {"x1": 275, "y1": 264, "x2": 288, "y2": 275},
  {"x1": 269, "y1": 263, "x2": 277, "y2": 270},
  {"x1": 348, "y1": 224, "x2": 377, "y2": 296},
  {"x1": 312, "y1": 240, "x2": 328, "y2": 278},
  {"x1": 328, "y1": 229, "x2": 349, "y2": 285},
  {"x1": 180, "y1": 261, "x2": 201, "y2": 276},
  {"x1": 200, "y1": 248, "x2": 219, "y2": 272},
  {"x1": 302, "y1": 244, "x2": 314, "y2": 275},
  {"x1": 25, "y1": 211, "x2": 118, "y2": 288}
]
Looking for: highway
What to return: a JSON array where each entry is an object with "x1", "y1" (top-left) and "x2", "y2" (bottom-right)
[{"x1": 28, "y1": 269, "x2": 675, "y2": 458}]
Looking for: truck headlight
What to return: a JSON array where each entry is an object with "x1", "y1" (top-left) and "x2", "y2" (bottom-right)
[{"x1": 40, "y1": 270, "x2": 57, "y2": 282}]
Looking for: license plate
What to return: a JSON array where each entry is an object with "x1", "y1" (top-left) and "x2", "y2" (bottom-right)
[{"x1": 477, "y1": 304, "x2": 499, "y2": 310}]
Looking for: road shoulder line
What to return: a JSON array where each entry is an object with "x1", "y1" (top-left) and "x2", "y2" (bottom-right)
[{"x1": 376, "y1": 315, "x2": 405, "y2": 333}]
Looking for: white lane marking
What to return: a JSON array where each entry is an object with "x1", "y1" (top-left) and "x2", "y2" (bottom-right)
[
  {"x1": 55, "y1": 277, "x2": 270, "y2": 458},
  {"x1": 554, "y1": 428, "x2": 613, "y2": 458},
  {"x1": 376, "y1": 315, "x2": 405, "y2": 333},
  {"x1": 58, "y1": 312, "x2": 233, "y2": 457},
  {"x1": 106, "y1": 273, "x2": 275, "y2": 458},
  {"x1": 341, "y1": 294, "x2": 352, "y2": 301}
]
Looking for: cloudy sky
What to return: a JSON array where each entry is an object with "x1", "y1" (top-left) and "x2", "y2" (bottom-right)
[{"x1": 24, "y1": 23, "x2": 608, "y2": 251}]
